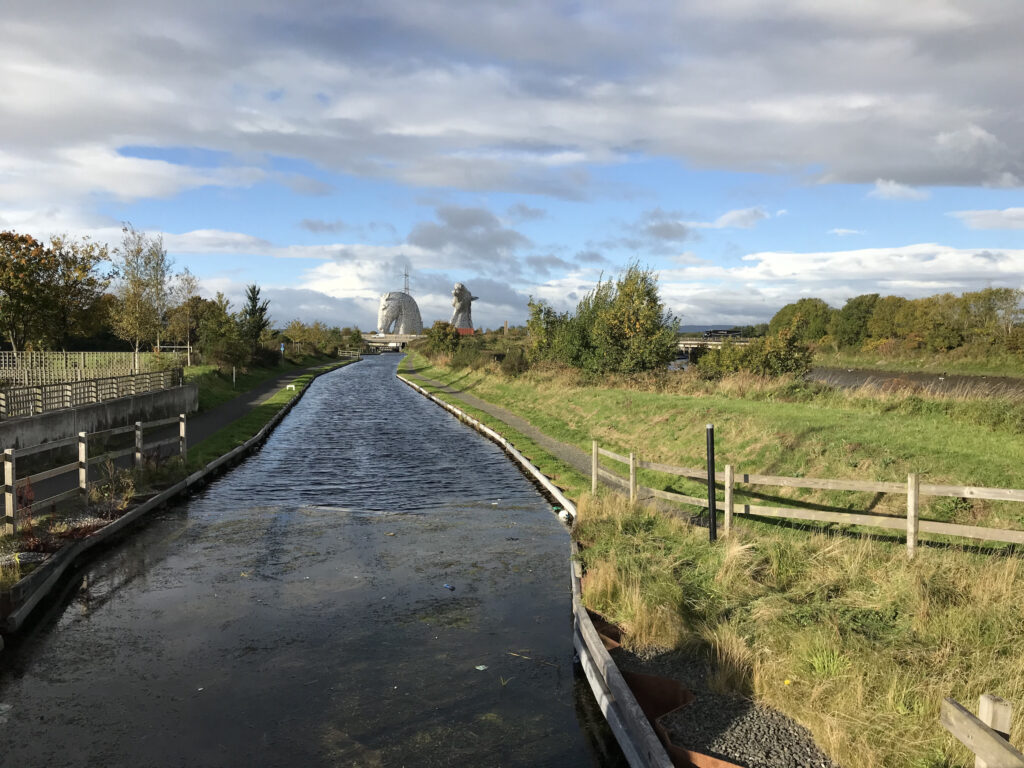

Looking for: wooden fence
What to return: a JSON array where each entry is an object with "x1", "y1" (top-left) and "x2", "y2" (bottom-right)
[
  {"x1": 0, "y1": 369, "x2": 183, "y2": 420},
  {"x1": 2, "y1": 414, "x2": 187, "y2": 536},
  {"x1": 941, "y1": 694, "x2": 1022, "y2": 767},
  {"x1": 0, "y1": 351, "x2": 185, "y2": 387},
  {"x1": 591, "y1": 432, "x2": 1024, "y2": 556}
]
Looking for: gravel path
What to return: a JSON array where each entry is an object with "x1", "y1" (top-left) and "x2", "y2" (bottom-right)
[{"x1": 404, "y1": 365, "x2": 842, "y2": 768}]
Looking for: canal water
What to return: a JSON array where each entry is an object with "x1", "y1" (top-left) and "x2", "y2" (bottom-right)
[{"x1": 0, "y1": 355, "x2": 616, "y2": 767}]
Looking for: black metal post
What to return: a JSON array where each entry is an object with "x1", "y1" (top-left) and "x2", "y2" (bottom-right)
[{"x1": 706, "y1": 423, "x2": 717, "y2": 542}]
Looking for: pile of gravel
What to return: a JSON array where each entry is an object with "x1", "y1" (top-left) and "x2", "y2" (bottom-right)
[
  {"x1": 612, "y1": 648, "x2": 839, "y2": 768},
  {"x1": 661, "y1": 691, "x2": 838, "y2": 768}
]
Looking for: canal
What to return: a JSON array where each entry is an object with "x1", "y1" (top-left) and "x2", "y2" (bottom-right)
[{"x1": 0, "y1": 355, "x2": 615, "y2": 767}]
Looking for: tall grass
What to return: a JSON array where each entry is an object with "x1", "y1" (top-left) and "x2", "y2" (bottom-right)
[{"x1": 574, "y1": 492, "x2": 1024, "y2": 768}]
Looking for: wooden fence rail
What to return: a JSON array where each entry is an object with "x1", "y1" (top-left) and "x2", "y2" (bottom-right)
[
  {"x1": 0, "y1": 369, "x2": 182, "y2": 420},
  {"x1": 593, "y1": 433, "x2": 1024, "y2": 556},
  {"x1": 2, "y1": 414, "x2": 187, "y2": 536},
  {"x1": 941, "y1": 695, "x2": 1022, "y2": 768}
]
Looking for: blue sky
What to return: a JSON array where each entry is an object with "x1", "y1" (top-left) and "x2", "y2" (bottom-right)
[{"x1": 2, "y1": 1, "x2": 1023, "y2": 331}]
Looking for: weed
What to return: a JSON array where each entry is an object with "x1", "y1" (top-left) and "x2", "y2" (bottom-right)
[{"x1": 88, "y1": 460, "x2": 135, "y2": 520}]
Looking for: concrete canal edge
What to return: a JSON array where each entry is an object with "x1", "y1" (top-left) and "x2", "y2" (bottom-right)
[
  {"x1": 397, "y1": 374, "x2": 674, "y2": 768},
  {"x1": 0, "y1": 360, "x2": 359, "y2": 641}
]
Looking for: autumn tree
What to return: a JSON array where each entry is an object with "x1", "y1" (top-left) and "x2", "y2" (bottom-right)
[
  {"x1": 167, "y1": 268, "x2": 201, "y2": 365},
  {"x1": 44, "y1": 234, "x2": 113, "y2": 352},
  {"x1": 769, "y1": 298, "x2": 833, "y2": 342},
  {"x1": 0, "y1": 231, "x2": 59, "y2": 353},
  {"x1": 110, "y1": 226, "x2": 174, "y2": 370}
]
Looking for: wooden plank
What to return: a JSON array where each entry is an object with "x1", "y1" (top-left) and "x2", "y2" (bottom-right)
[
  {"x1": 919, "y1": 519, "x2": 1024, "y2": 545},
  {"x1": 574, "y1": 600, "x2": 674, "y2": 768},
  {"x1": 145, "y1": 437, "x2": 181, "y2": 450},
  {"x1": 642, "y1": 485, "x2": 709, "y2": 507},
  {"x1": 598, "y1": 468, "x2": 629, "y2": 488},
  {"x1": 941, "y1": 698, "x2": 1024, "y2": 768},
  {"x1": 635, "y1": 458, "x2": 714, "y2": 481},
  {"x1": 738, "y1": 472, "x2": 904, "y2": 494},
  {"x1": 740, "y1": 503, "x2": 908, "y2": 531},
  {"x1": 598, "y1": 446, "x2": 629, "y2": 463},
  {"x1": 922, "y1": 484, "x2": 1024, "y2": 503},
  {"x1": 978, "y1": 695, "x2": 1014, "y2": 768},
  {"x1": 13, "y1": 434, "x2": 79, "y2": 457},
  {"x1": 88, "y1": 446, "x2": 134, "y2": 464},
  {"x1": 32, "y1": 486, "x2": 82, "y2": 509},
  {"x1": 24, "y1": 461, "x2": 79, "y2": 485},
  {"x1": 144, "y1": 415, "x2": 183, "y2": 428}
]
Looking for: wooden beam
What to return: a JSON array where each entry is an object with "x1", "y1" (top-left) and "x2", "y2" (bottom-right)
[{"x1": 940, "y1": 698, "x2": 1024, "y2": 768}]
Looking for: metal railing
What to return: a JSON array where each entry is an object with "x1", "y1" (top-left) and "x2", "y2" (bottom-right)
[{"x1": 0, "y1": 369, "x2": 183, "y2": 420}]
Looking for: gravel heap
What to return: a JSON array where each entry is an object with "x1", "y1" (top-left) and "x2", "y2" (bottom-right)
[{"x1": 612, "y1": 648, "x2": 839, "y2": 768}]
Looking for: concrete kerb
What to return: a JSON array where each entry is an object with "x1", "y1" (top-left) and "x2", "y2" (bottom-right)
[
  {"x1": 0, "y1": 360, "x2": 357, "y2": 639},
  {"x1": 397, "y1": 374, "x2": 673, "y2": 768}
]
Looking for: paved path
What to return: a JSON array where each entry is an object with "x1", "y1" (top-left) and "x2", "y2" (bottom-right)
[{"x1": 186, "y1": 362, "x2": 336, "y2": 448}]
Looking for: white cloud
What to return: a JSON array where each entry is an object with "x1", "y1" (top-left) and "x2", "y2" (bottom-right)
[
  {"x1": 689, "y1": 206, "x2": 771, "y2": 229},
  {"x1": 828, "y1": 228, "x2": 864, "y2": 236},
  {"x1": 949, "y1": 207, "x2": 1024, "y2": 230},
  {"x1": 868, "y1": 179, "x2": 930, "y2": 200}
]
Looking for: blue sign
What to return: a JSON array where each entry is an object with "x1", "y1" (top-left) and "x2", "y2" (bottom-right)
[{"x1": 280, "y1": 342, "x2": 285, "y2": 352}]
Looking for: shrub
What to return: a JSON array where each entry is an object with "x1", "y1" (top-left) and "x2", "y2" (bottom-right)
[{"x1": 500, "y1": 346, "x2": 529, "y2": 377}]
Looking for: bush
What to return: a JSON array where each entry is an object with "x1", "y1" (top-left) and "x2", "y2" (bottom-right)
[
  {"x1": 695, "y1": 325, "x2": 812, "y2": 381},
  {"x1": 251, "y1": 346, "x2": 282, "y2": 368},
  {"x1": 425, "y1": 321, "x2": 460, "y2": 357},
  {"x1": 499, "y1": 346, "x2": 529, "y2": 377}
]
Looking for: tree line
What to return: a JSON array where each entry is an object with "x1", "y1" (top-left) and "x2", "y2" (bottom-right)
[
  {"x1": 769, "y1": 288, "x2": 1024, "y2": 355},
  {"x1": 0, "y1": 227, "x2": 363, "y2": 369}
]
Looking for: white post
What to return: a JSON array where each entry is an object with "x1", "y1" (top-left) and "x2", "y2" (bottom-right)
[
  {"x1": 4, "y1": 449, "x2": 16, "y2": 536},
  {"x1": 724, "y1": 464, "x2": 734, "y2": 536},
  {"x1": 179, "y1": 413, "x2": 187, "y2": 460},
  {"x1": 78, "y1": 431, "x2": 89, "y2": 503},
  {"x1": 135, "y1": 421, "x2": 144, "y2": 469},
  {"x1": 629, "y1": 451, "x2": 637, "y2": 504},
  {"x1": 591, "y1": 440, "x2": 598, "y2": 496},
  {"x1": 907, "y1": 472, "x2": 920, "y2": 559},
  {"x1": 977, "y1": 694, "x2": 1013, "y2": 768}
]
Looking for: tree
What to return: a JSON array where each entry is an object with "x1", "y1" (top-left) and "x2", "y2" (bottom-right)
[
  {"x1": 110, "y1": 226, "x2": 174, "y2": 370},
  {"x1": 239, "y1": 283, "x2": 271, "y2": 359},
  {"x1": 425, "y1": 321, "x2": 460, "y2": 356},
  {"x1": 167, "y1": 268, "x2": 201, "y2": 366},
  {"x1": 829, "y1": 294, "x2": 879, "y2": 349},
  {"x1": 44, "y1": 234, "x2": 113, "y2": 352},
  {"x1": 769, "y1": 298, "x2": 833, "y2": 342},
  {"x1": 866, "y1": 295, "x2": 909, "y2": 340},
  {"x1": 0, "y1": 232, "x2": 59, "y2": 353},
  {"x1": 344, "y1": 326, "x2": 364, "y2": 350},
  {"x1": 197, "y1": 292, "x2": 247, "y2": 369}
]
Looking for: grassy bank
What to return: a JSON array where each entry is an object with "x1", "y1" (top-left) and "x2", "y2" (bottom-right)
[
  {"x1": 404, "y1": 352, "x2": 1024, "y2": 533},
  {"x1": 400, "y1": 351, "x2": 1024, "y2": 768},
  {"x1": 814, "y1": 348, "x2": 1024, "y2": 379},
  {"x1": 185, "y1": 353, "x2": 338, "y2": 412}
]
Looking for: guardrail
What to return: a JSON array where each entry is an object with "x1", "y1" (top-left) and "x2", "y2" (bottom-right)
[
  {"x1": 592, "y1": 431, "x2": 1024, "y2": 556},
  {"x1": 0, "y1": 369, "x2": 183, "y2": 420},
  {"x1": 2, "y1": 414, "x2": 187, "y2": 535}
]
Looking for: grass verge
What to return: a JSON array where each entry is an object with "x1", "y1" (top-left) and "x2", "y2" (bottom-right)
[
  {"x1": 186, "y1": 353, "x2": 338, "y2": 412},
  {"x1": 814, "y1": 349, "x2": 1024, "y2": 379}
]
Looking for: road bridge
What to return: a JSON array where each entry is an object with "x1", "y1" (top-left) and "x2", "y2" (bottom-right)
[
  {"x1": 362, "y1": 333, "x2": 421, "y2": 350},
  {"x1": 677, "y1": 338, "x2": 750, "y2": 354}
]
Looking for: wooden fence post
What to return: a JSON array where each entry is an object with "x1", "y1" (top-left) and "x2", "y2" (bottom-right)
[
  {"x1": 629, "y1": 451, "x2": 637, "y2": 504},
  {"x1": 63, "y1": 383, "x2": 72, "y2": 409},
  {"x1": 32, "y1": 386, "x2": 42, "y2": 415},
  {"x1": 79, "y1": 431, "x2": 88, "y2": 503},
  {"x1": 724, "y1": 464, "x2": 734, "y2": 536},
  {"x1": 0, "y1": 391, "x2": 6, "y2": 419},
  {"x1": 4, "y1": 449, "x2": 16, "y2": 536},
  {"x1": 907, "y1": 472, "x2": 920, "y2": 559},
  {"x1": 977, "y1": 694, "x2": 1013, "y2": 768},
  {"x1": 135, "y1": 421, "x2": 144, "y2": 468},
  {"x1": 179, "y1": 413, "x2": 187, "y2": 460},
  {"x1": 591, "y1": 440, "x2": 598, "y2": 496}
]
